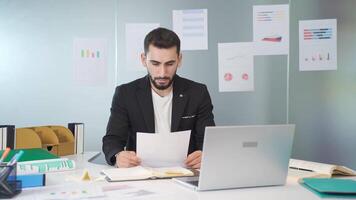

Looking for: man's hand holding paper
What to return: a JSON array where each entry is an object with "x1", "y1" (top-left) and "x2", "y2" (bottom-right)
[{"x1": 136, "y1": 130, "x2": 191, "y2": 168}]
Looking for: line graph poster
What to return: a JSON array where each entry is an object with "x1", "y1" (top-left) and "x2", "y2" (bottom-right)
[
  {"x1": 253, "y1": 4, "x2": 289, "y2": 55},
  {"x1": 299, "y1": 19, "x2": 337, "y2": 71},
  {"x1": 218, "y1": 42, "x2": 254, "y2": 92}
]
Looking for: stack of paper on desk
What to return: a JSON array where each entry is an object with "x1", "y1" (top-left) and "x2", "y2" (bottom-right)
[
  {"x1": 102, "y1": 166, "x2": 194, "y2": 182},
  {"x1": 136, "y1": 130, "x2": 191, "y2": 167}
]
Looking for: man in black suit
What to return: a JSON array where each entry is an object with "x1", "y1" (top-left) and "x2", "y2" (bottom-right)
[{"x1": 102, "y1": 27, "x2": 215, "y2": 169}]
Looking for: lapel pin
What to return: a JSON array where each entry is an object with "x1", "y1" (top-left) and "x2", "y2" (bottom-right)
[{"x1": 179, "y1": 94, "x2": 184, "y2": 97}]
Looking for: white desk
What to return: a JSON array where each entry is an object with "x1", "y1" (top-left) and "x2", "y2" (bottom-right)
[{"x1": 15, "y1": 152, "x2": 352, "y2": 200}]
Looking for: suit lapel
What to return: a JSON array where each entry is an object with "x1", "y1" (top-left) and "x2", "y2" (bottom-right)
[
  {"x1": 136, "y1": 76, "x2": 155, "y2": 133},
  {"x1": 171, "y1": 76, "x2": 188, "y2": 132}
]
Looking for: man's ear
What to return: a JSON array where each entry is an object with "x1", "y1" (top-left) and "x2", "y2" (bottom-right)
[
  {"x1": 141, "y1": 53, "x2": 147, "y2": 68},
  {"x1": 177, "y1": 53, "x2": 182, "y2": 68}
]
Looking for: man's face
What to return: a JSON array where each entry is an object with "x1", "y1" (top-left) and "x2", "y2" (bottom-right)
[{"x1": 141, "y1": 45, "x2": 182, "y2": 90}]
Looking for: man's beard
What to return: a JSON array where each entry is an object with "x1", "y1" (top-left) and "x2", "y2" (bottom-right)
[{"x1": 148, "y1": 73, "x2": 175, "y2": 90}]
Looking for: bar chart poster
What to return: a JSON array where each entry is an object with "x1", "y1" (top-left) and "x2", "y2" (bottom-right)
[
  {"x1": 299, "y1": 19, "x2": 337, "y2": 71},
  {"x1": 73, "y1": 38, "x2": 108, "y2": 86},
  {"x1": 253, "y1": 4, "x2": 289, "y2": 55},
  {"x1": 218, "y1": 42, "x2": 254, "y2": 92},
  {"x1": 173, "y1": 9, "x2": 208, "y2": 50}
]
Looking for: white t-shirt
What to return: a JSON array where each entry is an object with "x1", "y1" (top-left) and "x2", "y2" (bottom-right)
[{"x1": 151, "y1": 89, "x2": 173, "y2": 134}]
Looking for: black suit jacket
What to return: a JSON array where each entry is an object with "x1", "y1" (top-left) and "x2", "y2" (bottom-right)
[{"x1": 102, "y1": 75, "x2": 215, "y2": 165}]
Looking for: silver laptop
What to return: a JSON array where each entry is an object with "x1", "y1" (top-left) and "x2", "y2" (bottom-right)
[{"x1": 174, "y1": 124, "x2": 295, "y2": 191}]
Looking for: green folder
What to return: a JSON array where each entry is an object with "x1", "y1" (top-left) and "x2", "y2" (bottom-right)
[
  {"x1": 301, "y1": 178, "x2": 356, "y2": 199},
  {"x1": 0, "y1": 148, "x2": 59, "y2": 162}
]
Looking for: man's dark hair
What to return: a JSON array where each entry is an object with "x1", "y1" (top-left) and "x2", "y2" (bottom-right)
[{"x1": 144, "y1": 27, "x2": 180, "y2": 55}]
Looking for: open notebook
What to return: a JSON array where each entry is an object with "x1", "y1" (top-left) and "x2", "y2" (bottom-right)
[
  {"x1": 289, "y1": 159, "x2": 356, "y2": 180},
  {"x1": 102, "y1": 166, "x2": 195, "y2": 182}
]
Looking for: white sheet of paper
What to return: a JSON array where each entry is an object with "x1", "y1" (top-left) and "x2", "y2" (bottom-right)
[
  {"x1": 35, "y1": 184, "x2": 105, "y2": 200},
  {"x1": 102, "y1": 184, "x2": 158, "y2": 199},
  {"x1": 73, "y1": 38, "x2": 108, "y2": 86},
  {"x1": 299, "y1": 19, "x2": 337, "y2": 71},
  {"x1": 253, "y1": 4, "x2": 289, "y2": 55},
  {"x1": 125, "y1": 23, "x2": 160, "y2": 71},
  {"x1": 136, "y1": 130, "x2": 191, "y2": 167},
  {"x1": 173, "y1": 9, "x2": 208, "y2": 50},
  {"x1": 218, "y1": 42, "x2": 254, "y2": 92}
]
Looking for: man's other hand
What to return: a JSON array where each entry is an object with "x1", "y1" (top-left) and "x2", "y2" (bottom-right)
[
  {"x1": 116, "y1": 151, "x2": 141, "y2": 168},
  {"x1": 185, "y1": 150, "x2": 202, "y2": 169}
]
